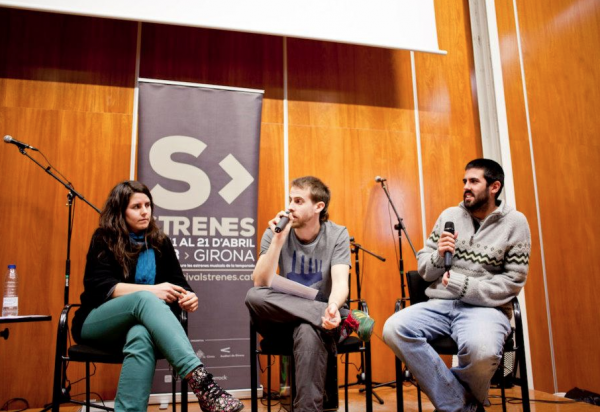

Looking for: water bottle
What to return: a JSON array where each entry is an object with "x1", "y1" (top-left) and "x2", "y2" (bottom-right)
[{"x1": 2, "y1": 264, "x2": 18, "y2": 317}]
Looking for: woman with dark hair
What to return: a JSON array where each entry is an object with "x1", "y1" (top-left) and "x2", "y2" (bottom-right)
[{"x1": 72, "y1": 181, "x2": 243, "y2": 412}]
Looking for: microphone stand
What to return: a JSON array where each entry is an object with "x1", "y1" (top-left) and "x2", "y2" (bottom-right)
[
  {"x1": 17, "y1": 147, "x2": 101, "y2": 306},
  {"x1": 374, "y1": 179, "x2": 417, "y2": 392},
  {"x1": 343, "y1": 237, "x2": 386, "y2": 405},
  {"x1": 15, "y1": 146, "x2": 101, "y2": 412}
]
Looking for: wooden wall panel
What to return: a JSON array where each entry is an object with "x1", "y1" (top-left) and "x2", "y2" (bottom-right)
[
  {"x1": 496, "y1": 0, "x2": 600, "y2": 394},
  {"x1": 417, "y1": 0, "x2": 483, "y2": 233},
  {"x1": 495, "y1": 0, "x2": 555, "y2": 393},
  {"x1": 0, "y1": 8, "x2": 137, "y2": 407}
]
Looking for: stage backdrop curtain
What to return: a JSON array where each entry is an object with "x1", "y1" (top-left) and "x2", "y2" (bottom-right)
[{"x1": 138, "y1": 81, "x2": 263, "y2": 393}]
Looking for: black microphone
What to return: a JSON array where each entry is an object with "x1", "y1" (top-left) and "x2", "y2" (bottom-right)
[
  {"x1": 375, "y1": 176, "x2": 387, "y2": 183},
  {"x1": 444, "y1": 221, "x2": 455, "y2": 271},
  {"x1": 274, "y1": 211, "x2": 290, "y2": 233},
  {"x1": 4, "y1": 135, "x2": 38, "y2": 151}
]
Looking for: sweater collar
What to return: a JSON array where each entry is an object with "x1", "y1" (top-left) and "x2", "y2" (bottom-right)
[{"x1": 459, "y1": 199, "x2": 513, "y2": 222}]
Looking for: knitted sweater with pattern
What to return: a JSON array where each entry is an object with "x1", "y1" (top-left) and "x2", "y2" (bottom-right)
[{"x1": 417, "y1": 200, "x2": 531, "y2": 314}]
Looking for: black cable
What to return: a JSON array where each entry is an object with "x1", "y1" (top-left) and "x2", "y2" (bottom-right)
[
  {"x1": 488, "y1": 393, "x2": 581, "y2": 405},
  {"x1": 257, "y1": 354, "x2": 277, "y2": 374},
  {"x1": 69, "y1": 391, "x2": 107, "y2": 407},
  {"x1": 360, "y1": 249, "x2": 365, "y2": 300},
  {"x1": 0, "y1": 398, "x2": 29, "y2": 412},
  {"x1": 339, "y1": 353, "x2": 361, "y2": 372},
  {"x1": 36, "y1": 149, "x2": 72, "y2": 187},
  {"x1": 386, "y1": 193, "x2": 402, "y2": 290}
]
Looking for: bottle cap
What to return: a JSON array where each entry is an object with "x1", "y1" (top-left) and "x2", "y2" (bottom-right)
[{"x1": 8, "y1": 264, "x2": 16, "y2": 269}]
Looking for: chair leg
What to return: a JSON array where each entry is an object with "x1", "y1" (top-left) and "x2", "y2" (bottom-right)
[
  {"x1": 50, "y1": 356, "x2": 65, "y2": 412},
  {"x1": 365, "y1": 343, "x2": 373, "y2": 412},
  {"x1": 518, "y1": 348, "x2": 531, "y2": 412},
  {"x1": 417, "y1": 383, "x2": 422, "y2": 412},
  {"x1": 172, "y1": 370, "x2": 176, "y2": 412},
  {"x1": 344, "y1": 354, "x2": 349, "y2": 412},
  {"x1": 500, "y1": 356, "x2": 507, "y2": 412},
  {"x1": 86, "y1": 361, "x2": 91, "y2": 412},
  {"x1": 250, "y1": 324, "x2": 258, "y2": 412},
  {"x1": 290, "y1": 355, "x2": 296, "y2": 412},
  {"x1": 267, "y1": 354, "x2": 272, "y2": 412},
  {"x1": 395, "y1": 357, "x2": 403, "y2": 412},
  {"x1": 181, "y1": 377, "x2": 188, "y2": 412}
]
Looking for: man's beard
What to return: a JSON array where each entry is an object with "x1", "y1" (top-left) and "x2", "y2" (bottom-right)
[
  {"x1": 291, "y1": 216, "x2": 306, "y2": 229},
  {"x1": 464, "y1": 189, "x2": 490, "y2": 213}
]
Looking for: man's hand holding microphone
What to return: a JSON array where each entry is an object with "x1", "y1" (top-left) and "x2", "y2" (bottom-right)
[
  {"x1": 438, "y1": 221, "x2": 457, "y2": 286},
  {"x1": 270, "y1": 210, "x2": 292, "y2": 236}
]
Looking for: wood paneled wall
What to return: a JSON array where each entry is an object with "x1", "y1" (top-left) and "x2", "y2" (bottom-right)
[
  {"x1": 0, "y1": 8, "x2": 138, "y2": 406},
  {"x1": 496, "y1": 0, "x2": 600, "y2": 394},
  {"x1": 12, "y1": 0, "x2": 596, "y2": 406}
]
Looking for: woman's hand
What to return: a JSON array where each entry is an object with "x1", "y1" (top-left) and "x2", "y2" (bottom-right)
[
  {"x1": 152, "y1": 282, "x2": 187, "y2": 304},
  {"x1": 178, "y1": 291, "x2": 199, "y2": 312}
]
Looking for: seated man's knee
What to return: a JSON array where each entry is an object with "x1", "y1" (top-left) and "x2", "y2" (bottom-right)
[
  {"x1": 382, "y1": 316, "x2": 397, "y2": 346},
  {"x1": 383, "y1": 311, "x2": 415, "y2": 343},
  {"x1": 293, "y1": 323, "x2": 322, "y2": 348},
  {"x1": 459, "y1": 336, "x2": 503, "y2": 370},
  {"x1": 245, "y1": 286, "x2": 269, "y2": 309}
]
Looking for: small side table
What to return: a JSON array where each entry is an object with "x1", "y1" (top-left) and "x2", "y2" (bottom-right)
[{"x1": 1, "y1": 315, "x2": 52, "y2": 340}]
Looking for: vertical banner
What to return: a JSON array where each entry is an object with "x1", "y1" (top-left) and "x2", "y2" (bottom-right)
[{"x1": 137, "y1": 81, "x2": 263, "y2": 395}]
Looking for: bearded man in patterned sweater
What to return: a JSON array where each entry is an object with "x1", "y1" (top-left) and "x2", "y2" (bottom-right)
[{"x1": 383, "y1": 158, "x2": 531, "y2": 412}]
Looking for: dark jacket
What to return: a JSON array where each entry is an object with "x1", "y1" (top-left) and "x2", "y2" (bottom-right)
[{"x1": 71, "y1": 228, "x2": 193, "y2": 342}]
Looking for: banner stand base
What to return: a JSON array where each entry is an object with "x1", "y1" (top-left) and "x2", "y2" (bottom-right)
[{"x1": 149, "y1": 387, "x2": 263, "y2": 405}]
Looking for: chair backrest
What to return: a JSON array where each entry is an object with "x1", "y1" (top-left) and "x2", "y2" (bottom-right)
[{"x1": 406, "y1": 270, "x2": 432, "y2": 305}]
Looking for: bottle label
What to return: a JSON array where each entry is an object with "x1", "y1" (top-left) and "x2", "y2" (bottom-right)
[{"x1": 3, "y1": 297, "x2": 18, "y2": 307}]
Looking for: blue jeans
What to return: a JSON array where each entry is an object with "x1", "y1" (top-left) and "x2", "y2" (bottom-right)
[
  {"x1": 81, "y1": 291, "x2": 202, "y2": 412},
  {"x1": 383, "y1": 299, "x2": 511, "y2": 412}
]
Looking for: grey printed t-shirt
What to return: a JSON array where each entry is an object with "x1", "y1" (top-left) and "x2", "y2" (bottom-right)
[{"x1": 260, "y1": 220, "x2": 351, "y2": 300}]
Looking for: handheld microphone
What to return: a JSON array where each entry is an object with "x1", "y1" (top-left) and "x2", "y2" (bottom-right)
[
  {"x1": 274, "y1": 211, "x2": 290, "y2": 233},
  {"x1": 4, "y1": 135, "x2": 38, "y2": 151},
  {"x1": 444, "y1": 221, "x2": 455, "y2": 271},
  {"x1": 375, "y1": 176, "x2": 387, "y2": 183}
]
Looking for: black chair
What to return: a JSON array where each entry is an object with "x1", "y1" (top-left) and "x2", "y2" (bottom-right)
[
  {"x1": 48, "y1": 304, "x2": 189, "y2": 412},
  {"x1": 250, "y1": 300, "x2": 373, "y2": 412},
  {"x1": 394, "y1": 271, "x2": 530, "y2": 412}
]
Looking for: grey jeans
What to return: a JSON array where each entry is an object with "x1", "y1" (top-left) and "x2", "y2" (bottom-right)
[{"x1": 245, "y1": 287, "x2": 335, "y2": 412}]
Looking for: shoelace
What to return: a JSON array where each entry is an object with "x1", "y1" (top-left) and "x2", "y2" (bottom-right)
[{"x1": 203, "y1": 381, "x2": 227, "y2": 401}]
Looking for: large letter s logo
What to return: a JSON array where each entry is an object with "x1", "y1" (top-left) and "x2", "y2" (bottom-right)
[{"x1": 149, "y1": 136, "x2": 210, "y2": 211}]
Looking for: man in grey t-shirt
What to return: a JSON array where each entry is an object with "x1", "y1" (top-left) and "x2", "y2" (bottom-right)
[{"x1": 245, "y1": 176, "x2": 364, "y2": 412}]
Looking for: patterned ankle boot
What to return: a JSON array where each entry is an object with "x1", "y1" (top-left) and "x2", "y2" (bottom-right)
[{"x1": 189, "y1": 366, "x2": 244, "y2": 412}]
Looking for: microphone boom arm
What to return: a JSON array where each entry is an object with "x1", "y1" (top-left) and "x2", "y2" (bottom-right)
[
  {"x1": 378, "y1": 180, "x2": 417, "y2": 257},
  {"x1": 350, "y1": 240, "x2": 386, "y2": 262},
  {"x1": 18, "y1": 147, "x2": 101, "y2": 214}
]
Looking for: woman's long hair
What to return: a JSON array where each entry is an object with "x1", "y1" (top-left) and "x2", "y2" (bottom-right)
[{"x1": 97, "y1": 181, "x2": 165, "y2": 277}]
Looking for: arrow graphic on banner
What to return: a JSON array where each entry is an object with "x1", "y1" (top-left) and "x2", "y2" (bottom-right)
[{"x1": 219, "y1": 154, "x2": 254, "y2": 204}]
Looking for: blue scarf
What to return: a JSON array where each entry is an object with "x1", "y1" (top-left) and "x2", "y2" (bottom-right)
[{"x1": 130, "y1": 232, "x2": 156, "y2": 285}]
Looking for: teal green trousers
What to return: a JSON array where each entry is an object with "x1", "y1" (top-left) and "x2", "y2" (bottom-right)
[{"x1": 81, "y1": 291, "x2": 202, "y2": 412}]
